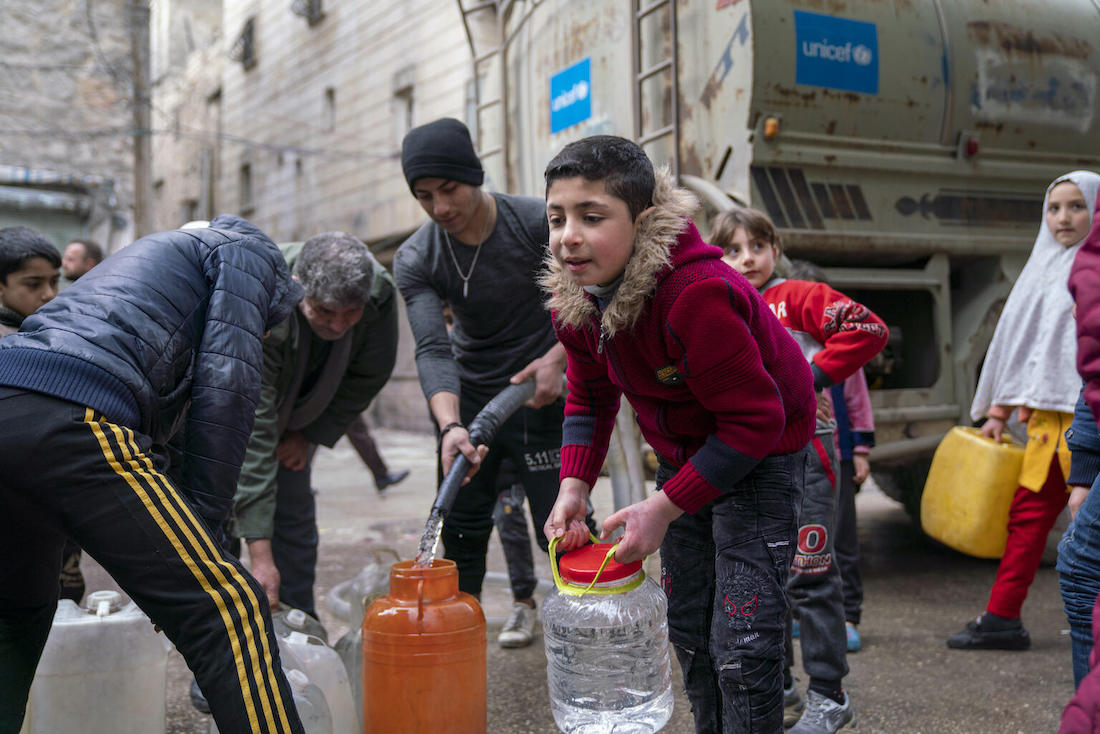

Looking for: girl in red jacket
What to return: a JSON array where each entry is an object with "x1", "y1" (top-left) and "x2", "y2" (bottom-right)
[{"x1": 714, "y1": 207, "x2": 887, "y2": 734}]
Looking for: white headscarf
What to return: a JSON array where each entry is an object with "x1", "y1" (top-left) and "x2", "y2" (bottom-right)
[{"x1": 971, "y1": 170, "x2": 1100, "y2": 420}]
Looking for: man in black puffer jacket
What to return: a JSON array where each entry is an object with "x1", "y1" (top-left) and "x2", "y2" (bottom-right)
[{"x1": 0, "y1": 215, "x2": 307, "y2": 734}]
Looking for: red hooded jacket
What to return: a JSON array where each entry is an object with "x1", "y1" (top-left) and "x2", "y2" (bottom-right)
[{"x1": 543, "y1": 173, "x2": 816, "y2": 513}]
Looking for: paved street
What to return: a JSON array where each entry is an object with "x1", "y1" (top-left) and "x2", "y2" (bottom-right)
[{"x1": 76, "y1": 427, "x2": 1074, "y2": 733}]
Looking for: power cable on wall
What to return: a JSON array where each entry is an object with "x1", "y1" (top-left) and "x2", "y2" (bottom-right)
[
  {"x1": 0, "y1": 126, "x2": 399, "y2": 163},
  {"x1": 6, "y1": 1, "x2": 399, "y2": 191},
  {"x1": 11, "y1": 1, "x2": 398, "y2": 163}
]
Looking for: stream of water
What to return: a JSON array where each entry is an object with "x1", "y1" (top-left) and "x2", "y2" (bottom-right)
[{"x1": 412, "y1": 508, "x2": 444, "y2": 568}]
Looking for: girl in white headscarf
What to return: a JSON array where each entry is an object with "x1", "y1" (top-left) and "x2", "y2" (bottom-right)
[{"x1": 948, "y1": 170, "x2": 1100, "y2": 651}]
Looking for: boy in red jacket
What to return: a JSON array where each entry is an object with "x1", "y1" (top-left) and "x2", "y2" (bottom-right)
[
  {"x1": 715, "y1": 207, "x2": 887, "y2": 733},
  {"x1": 542, "y1": 135, "x2": 816, "y2": 734}
]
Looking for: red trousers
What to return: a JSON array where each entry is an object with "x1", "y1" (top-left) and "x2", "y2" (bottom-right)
[{"x1": 986, "y1": 457, "x2": 1069, "y2": 619}]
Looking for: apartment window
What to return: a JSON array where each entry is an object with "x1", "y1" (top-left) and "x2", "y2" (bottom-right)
[
  {"x1": 464, "y1": 78, "x2": 480, "y2": 145},
  {"x1": 239, "y1": 162, "x2": 254, "y2": 215},
  {"x1": 392, "y1": 66, "x2": 415, "y2": 146},
  {"x1": 324, "y1": 87, "x2": 336, "y2": 132},
  {"x1": 182, "y1": 199, "x2": 199, "y2": 225},
  {"x1": 198, "y1": 147, "x2": 215, "y2": 218},
  {"x1": 291, "y1": 0, "x2": 325, "y2": 26},
  {"x1": 229, "y1": 18, "x2": 256, "y2": 70}
]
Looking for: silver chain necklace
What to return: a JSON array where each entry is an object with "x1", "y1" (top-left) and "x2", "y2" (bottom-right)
[{"x1": 443, "y1": 194, "x2": 494, "y2": 299}]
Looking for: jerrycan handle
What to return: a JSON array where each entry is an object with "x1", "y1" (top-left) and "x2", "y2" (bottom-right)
[
  {"x1": 549, "y1": 533, "x2": 642, "y2": 597},
  {"x1": 962, "y1": 425, "x2": 1024, "y2": 448}
]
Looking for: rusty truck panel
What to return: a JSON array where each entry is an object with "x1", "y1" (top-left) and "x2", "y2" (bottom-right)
[{"x1": 471, "y1": 0, "x2": 1100, "y2": 510}]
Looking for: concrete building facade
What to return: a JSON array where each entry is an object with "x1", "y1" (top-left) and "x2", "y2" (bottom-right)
[
  {"x1": 0, "y1": 1, "x2": 137, "y2": 250},
  {"x1": 151, "y1": 1, "x2": 498, "y2": 430}
]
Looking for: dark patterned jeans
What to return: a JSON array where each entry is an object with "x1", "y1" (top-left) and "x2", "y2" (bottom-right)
[{"x1": 659, "y1": 452, "x2": 801, "y2": 734}]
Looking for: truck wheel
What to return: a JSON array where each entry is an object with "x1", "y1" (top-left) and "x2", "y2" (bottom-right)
[{"x1": 872, "y1": 457, "x2": 933, "y2": 525}]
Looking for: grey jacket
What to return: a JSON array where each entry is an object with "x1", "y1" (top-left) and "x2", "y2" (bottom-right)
[{"x1": 232, "y1": 241, "x2": 399, "y2": 538}]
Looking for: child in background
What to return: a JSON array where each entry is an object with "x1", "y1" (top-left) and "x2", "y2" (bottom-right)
[
  {"x1": 493, "y1": 458, "x2": 540, "y2": 648},
  {"x1": 953, "y1": 170, "x2": 1100, "y2": 652},
  {"x1": 0, "y1": 228, "x2": 83, "y2": 605},
  {"x1": 1061, "y1": 182, "x2": 1100, "y2": 729},
  {"x1": 715, "y1": 208, "x2": 887, "y2": 734},
  {"x1": 0, "y1": 226, "x2": 60, "y2": 337},
  {"x1": 542, "y1": 135, "x2": 816, "y2": 733},
  {"x1": 786, "y1": 259, "x2": 876, "y2": 654}
]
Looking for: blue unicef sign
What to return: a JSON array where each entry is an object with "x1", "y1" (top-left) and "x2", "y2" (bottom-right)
[
  {"x1": 794, "y1": 11, "x2": 878, "y2": 95},
  {"x1": 550, "y1": 58, "x2": 592, "y2": 134}
]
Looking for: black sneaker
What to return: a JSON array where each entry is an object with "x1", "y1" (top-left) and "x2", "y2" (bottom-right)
[
  {"x1": 376, "y1": 469, "x2": 410, "y2": 492},
  {"x1": 189, "y1": 677, "x2": 211, "y2": 713},
  {"x1": 947, "y1": 615, "x2": 1030, "y2": 650}
]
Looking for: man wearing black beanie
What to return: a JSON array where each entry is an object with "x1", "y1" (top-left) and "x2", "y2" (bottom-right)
[{"x1": 394, "y1": 118, "x2": 572, "y2": 650}]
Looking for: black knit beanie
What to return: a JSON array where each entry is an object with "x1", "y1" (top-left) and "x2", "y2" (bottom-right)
[{"x1": 401, "y1": 118, "x2": 484, "y2": 192}]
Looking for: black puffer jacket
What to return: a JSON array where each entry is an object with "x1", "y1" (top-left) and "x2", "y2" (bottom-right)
[{"x1": 0, "y1": 215, "x2": 303, "y2": 526}]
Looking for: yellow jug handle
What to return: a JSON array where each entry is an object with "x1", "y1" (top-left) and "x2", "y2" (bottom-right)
[
  {"x1": 549, "y1": 533, "x2": 641, "y2": 597},
  {"x1": 965, "y1": 424, "x2": 1023, "y2": 448}
]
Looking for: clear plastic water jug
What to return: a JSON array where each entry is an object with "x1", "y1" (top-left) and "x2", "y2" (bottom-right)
[
  {"x1": 328, "y1": 548, "x2": 399, "y2": 721},
  {"x1": 282, "y1": 630, "x2": 359, "y2": 733},
  {"x1": 333, "y1": 627, "x2": 362, "y2": 725},
  {"x1": 326, "y1": 548, "x2": 400, "y2": 625},
  {"x1": 19, "y1": 590, "x2": 171, "y2": 734},
  {"x1": 542, "y1": 537, "x2": 673, "y2": 733}
]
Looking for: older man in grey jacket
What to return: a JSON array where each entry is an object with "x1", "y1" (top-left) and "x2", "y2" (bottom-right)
[{"x1": 232, "y1": 232, "x2": 399, "y2": 620}]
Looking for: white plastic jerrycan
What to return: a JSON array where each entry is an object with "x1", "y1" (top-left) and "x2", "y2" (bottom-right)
[
  {"x1": 209, "y1": 665, "x2": 334, "y2": 734},
  {"x1": 282, "y1": 630, "x2": 358, "y2": 733},
  {"x1": 211, "y1": 609, "x2": 354, "y2": 734},
  {"x1": 287, "y1": 668, "x2": 334, "y2": 734},
  {"x1": 276, "y1": 606, "x2": 330, "y2": 643},
  {"x1": 19, "y1": 590, "x2": 171, "y2": 734}
]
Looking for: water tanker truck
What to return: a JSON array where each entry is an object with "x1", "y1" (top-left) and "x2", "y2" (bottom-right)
[{"x1": 456, "y1": 0, "x2": 1100, "y2": 515}]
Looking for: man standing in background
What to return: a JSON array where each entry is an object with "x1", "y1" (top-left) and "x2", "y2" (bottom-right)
[{"x1": 60, "y1": 239, "x2": 103, "y2": 282}]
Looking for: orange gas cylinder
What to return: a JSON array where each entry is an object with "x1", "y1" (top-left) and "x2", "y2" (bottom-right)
[{"x1": 361, "y1": 558, "x2": 485, "y2": 733}]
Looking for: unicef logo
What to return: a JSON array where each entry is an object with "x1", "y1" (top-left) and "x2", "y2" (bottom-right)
[
  {"x1": 801, "y1": 40, "x2": 873, "y2": 66},
  {"x1": 551, "y1": 80, "x2": 590, "y2": 112}
]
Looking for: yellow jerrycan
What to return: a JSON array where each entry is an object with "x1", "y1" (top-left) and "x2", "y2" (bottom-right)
[{"x1": 921, "y1": 426, "x2": 1024, "y2": 558}]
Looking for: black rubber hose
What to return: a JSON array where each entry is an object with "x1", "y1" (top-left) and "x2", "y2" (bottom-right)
[{"x1": 431, "y1": 379, "x2": 536, "y2": 517}]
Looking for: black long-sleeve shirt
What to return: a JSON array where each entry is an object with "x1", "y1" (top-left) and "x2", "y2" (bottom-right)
[{"x1": 393, "y1": 192, "x2": 558, "y2": 400}]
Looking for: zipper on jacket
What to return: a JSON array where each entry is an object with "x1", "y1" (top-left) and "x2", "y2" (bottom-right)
[{"x1": 592, "y1": 310, "x2": 634, "y2": 392}]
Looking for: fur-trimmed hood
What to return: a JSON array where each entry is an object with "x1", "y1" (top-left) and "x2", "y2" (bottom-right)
[{"x1": 541, "y1": 167, "x2": 703, "y2": 336}]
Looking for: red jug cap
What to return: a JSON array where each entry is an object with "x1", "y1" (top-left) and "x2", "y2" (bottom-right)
[{"x1": 558, "y1": 542, "x2": 643, "y2": 585}]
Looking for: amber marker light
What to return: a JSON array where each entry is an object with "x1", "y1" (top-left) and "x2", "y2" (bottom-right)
[{"x1": 764, "y1": 116, "x2": 780, "y2": 140}]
